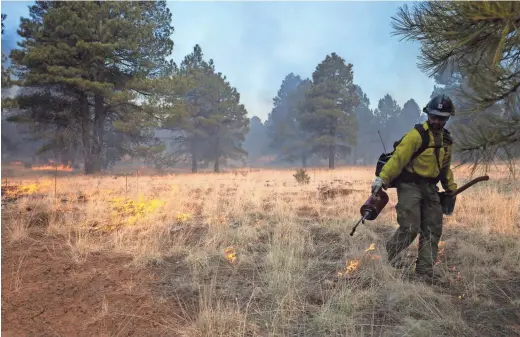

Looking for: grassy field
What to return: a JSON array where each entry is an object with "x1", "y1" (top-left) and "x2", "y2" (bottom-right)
[{"x1": 1, "y1": 163, "x2": 519, "y2": 336}]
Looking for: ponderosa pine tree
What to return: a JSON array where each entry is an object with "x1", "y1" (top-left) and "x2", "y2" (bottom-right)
[
  {"x1": 299, "y1": 53, "x2": 360, "y2": 169},
  {"x1": 284, "y1": 78, "x2": 313, "y2": 167},
  {"x1": 202, "y1": 72, "x2": 249, "y2": 172},
  {"x1": 8, "y1": 1, "x2": 174, "y2": 173},
  {"x1": 243, "y1": 116, "x2": 269, "y2": 161},
  {"x1": 156, "y1": 45, "x2": 249, "y2": 172},
  {"x1": 264, "y1": 73, "x2": 304, "y2": 162},
  {"x1": 352, "y1": 85, "x2": 378, "y2": 165},
  {"x1": 159, "y1": 44, "x2": 216, "y2": 172},
  {"x1": 373, "y1": 94, "x2": 401, "y2": 149},
  {"x1": 1, "y1": 14, "x2": 11, "y2": 89}
]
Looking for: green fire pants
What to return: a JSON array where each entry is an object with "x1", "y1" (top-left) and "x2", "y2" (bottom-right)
[{"x1": 385, "y1": 181, "x2": 443, "y2": 274}]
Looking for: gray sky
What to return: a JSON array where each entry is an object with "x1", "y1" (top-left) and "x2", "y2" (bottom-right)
[{"x1": 1, "y1": 1, "x2": 435, "y2": 122}]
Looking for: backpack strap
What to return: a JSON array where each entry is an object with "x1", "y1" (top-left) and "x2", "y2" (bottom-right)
[
  {"x1": 410, "y1": 123, "x2": 429, "y2": 161},
  {"x1": 442, "y1": 128, "x2": 452, "y2": 151},
  {"x1": 439, "y1": 128, "x2": 452, "y2": 179}
]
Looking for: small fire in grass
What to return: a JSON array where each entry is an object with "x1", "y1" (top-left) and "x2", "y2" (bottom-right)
[
  {"x1": 364, "y1": 242, "x2": 381, "y2": 260},
  {"x1": 338, "y1": 243, "x2": 381, "y2": 278},
  {"x1": 435, "y1": 241, "x2": 446, "y2": 266},
  {"x1": 31, "y1": 164, "x2": 74, "y2": 172},
  {"x1": 109, "y1": 197, "x2": 165, "y2": 225},
  {"x1": 224, "y1": 246, "x2": 237, "y2": 265},
  {"x1": 2, "y1": 180, "x2": 52, "y2": 199},
  {"x1": 343, "y1": 260, "x2": 360, "y2": 275},
  {"x1": 428, "y1": 241, "x2": 463, "y2": 282},
  {"x1": 365, "y1": 243, "x2": 376, "y2": 252},
  {"x1": 451, "y1": 266, "x2": 462, "y2": 282},
  {"x1": 176, "y1": 212, "x2": 191, "y2": 223}
]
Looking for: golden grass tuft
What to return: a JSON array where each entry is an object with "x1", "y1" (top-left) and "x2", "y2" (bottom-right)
[{"x1": 2, "y1": 163, "x2": 519, "y2": 336}]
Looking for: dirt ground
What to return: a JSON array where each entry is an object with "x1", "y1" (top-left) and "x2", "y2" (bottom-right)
[{"x1": 1, "y1": 231, "x2": 185, "y2": 337}]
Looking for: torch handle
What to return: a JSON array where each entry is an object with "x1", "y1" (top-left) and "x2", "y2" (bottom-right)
[{"x1": 451, "y1": 175, "x2": 489, "y2": 197}]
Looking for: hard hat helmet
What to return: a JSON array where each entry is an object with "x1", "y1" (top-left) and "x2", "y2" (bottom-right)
[{"x1": 423, "y1": 94, "x2": 455, "y2": 117}]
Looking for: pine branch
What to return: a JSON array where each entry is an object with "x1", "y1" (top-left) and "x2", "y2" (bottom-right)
[{"x1": 453, "y1": 113, "x2": 520, "y2": 177}]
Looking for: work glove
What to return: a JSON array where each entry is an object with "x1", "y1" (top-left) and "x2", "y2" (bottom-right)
[
  {"x1": 439, "y1": 190, "x2": 456, "y2": 215},
  {"x1": 371, "y1": 176, "x2": 387, "y2": 195}
]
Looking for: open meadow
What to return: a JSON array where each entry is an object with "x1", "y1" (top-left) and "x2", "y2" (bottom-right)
[{"x1": 1, "y1": 163, "x2": 519, "y2": 337}]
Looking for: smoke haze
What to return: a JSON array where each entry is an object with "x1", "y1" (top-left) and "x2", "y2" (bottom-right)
[{"x1": 1, "y1": 1, "x2": 447, "y2": 171}]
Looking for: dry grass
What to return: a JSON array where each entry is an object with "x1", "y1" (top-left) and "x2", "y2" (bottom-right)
[{"x1": 2, "y1": 164, "x2": 519, "y2": 336}]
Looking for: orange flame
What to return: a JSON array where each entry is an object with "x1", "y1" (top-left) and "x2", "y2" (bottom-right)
[
  {"x1": 438, "y1": 241, "x2": 446, "y2": 253},
  {"x1": 337, "y1": 259, "x2": 360, "y2": 278},
  {"x1": 435, "y1": 241, "x2": 446, "y2": 265},
  {"x1": 31, "y1": 164, "x2": 73, "y2": 172},
  {"x1": 346, "y1": 259, "x2": 360, "y2": 273},
  {"x1": 338, "y1": 243, "x2": 380, "y2": 278},
  {"x1": 224, "y1": 246, "x2": 237, "y2": 265},
  {"x1": 365, "y1": 243, "x2": 376, "y2": 252}
]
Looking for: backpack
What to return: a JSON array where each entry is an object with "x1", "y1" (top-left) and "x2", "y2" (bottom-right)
[{"x1": 375, "y1": 123, "x2": 437, "y2": 188}]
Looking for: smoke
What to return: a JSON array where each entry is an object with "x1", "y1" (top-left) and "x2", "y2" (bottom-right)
[
  {"x1": 0, "y1": 1, "x2": 439, "y2": 170},
  {"x1": 166, "y1": 1, "x2": 435, "y2": 122}
]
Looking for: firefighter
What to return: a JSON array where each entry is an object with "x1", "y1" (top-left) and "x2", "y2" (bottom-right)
[{"x1": 371, "y1": 94, "x2": 457, "y2": 282}]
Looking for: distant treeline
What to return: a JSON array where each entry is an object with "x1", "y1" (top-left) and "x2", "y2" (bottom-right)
[{"x1": 1, "y1": 2, "x2": 518, "y2": 174}]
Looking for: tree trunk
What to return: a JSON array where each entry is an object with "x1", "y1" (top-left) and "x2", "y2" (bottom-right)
[
  {"x1": 190, "y1": 138, "x2": 199, "y2": 173},
  {"x1": 60, "y1": 147, "x2": 70, "y2": 166},
  {"x1": 214, "y1": 138, "x2": 220, "y2": 173},
  {"x1": 191, "y1": 156, "x2": 198, "y2": 173},
  {"x1": 71, "y1": 140, "x2": 80, "y2": 169},
  {"x1": 80, "y1": 94, "x2": 93, "y2": 174},
  {"x1": 82, "y1": 94, "x2": 106, "y2": 175},
  {"x1": 213, "y1": 154, "x2": 220, "y2": 173},
  {"x1": 328, "y1": 145, "x2": 335, "y2": 169}
]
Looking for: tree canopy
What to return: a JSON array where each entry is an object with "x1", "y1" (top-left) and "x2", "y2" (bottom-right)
[
  {"x1": 5, "y1": 1, "x2": 508, "y2": 172},
  {"x1": 7, "y1": 1, "x2": 175, "y2": 173},
  {"x1": 154, "y1": 44, "x2": 250, "y2": 172},
  {"x1": 392, "y1": 1, "x2": 520, "y2": 175},
  {"x1": 299, "y1": 53, "x2": 360, "y2": 169}
]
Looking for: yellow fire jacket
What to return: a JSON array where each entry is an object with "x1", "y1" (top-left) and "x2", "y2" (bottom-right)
[{"x1": 378, "y1": 122, "x2": 457, "y2": 192}]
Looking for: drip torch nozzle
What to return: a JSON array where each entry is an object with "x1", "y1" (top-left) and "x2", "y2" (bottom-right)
[{"x1": 350, "y1": 211, "x2": 369, "y2": 236}]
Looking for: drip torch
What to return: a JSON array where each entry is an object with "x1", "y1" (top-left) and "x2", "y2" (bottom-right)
[
  {"x1": 350, "y1": 187, "x2": 389, "y2": 236},
  {"x1": 350, "y1": 175, "x2": 490, "y2": 236}
]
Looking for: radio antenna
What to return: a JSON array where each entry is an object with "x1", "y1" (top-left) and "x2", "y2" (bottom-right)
[{"x1": 377, "y1": 130, "x2": 387, "y2": 153}]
